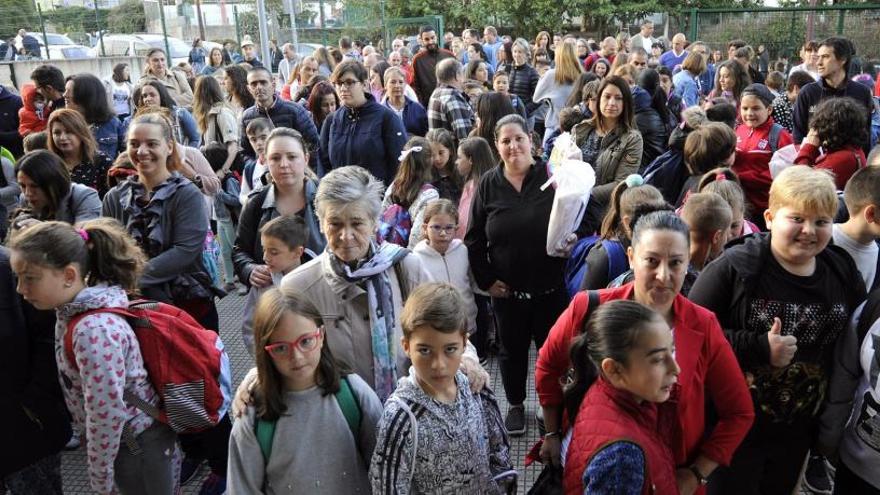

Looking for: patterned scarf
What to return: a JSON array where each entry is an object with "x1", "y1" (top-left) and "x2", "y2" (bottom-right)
[{"x1": 330, "y1": 242, "x2": 409, "y2": 401}]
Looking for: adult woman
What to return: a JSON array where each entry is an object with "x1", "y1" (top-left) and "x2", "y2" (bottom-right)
[
  {"x1": 188, "y1": 38, "x2": 207, "y2": 74},
  {"x1": 534, "y1": 39, "x2": 584, "y2": 143},
  {"x1": 383, "y1": 66, "x2": 428, "y2": 137},
  {"x1": 102, "y1": 112, "x2": 219, "y2": 327},
  {"x1": 467, "y1": 43, "x2": 488, "y2": 65},
  {"x1": 571, "y1": 76, "x2": 644, "y2": 230},
  {"x1": 535, "y1": 31, "x2": 555, "y2": 61},
  {"x1": 130, "y1": 80, "x2": 201, "y2": 147},
  {"x1": 46, "y1": 109, "x2": 114, "y2": 198},
  {"x1": 508, "y1": 38, "x2": 541, "y2": 117},
  {"x1": 674, "y1": 50, "x2": 708, "y2": 108},
  {"x1": 233, "y1": 128, "x2": 324, "y2": 291},
  {"x1": 496, "y1": 41, "x2": 513, "y2": 73},
  {"x1": 471, "y1": 92, "x2": 516, "y2": 160},
  {"x1": 222, "y1": 65, "x2": 255, "y2": 115},
  {"x1": 200, "y1": 47, "x2": 225, "y2": 76},
  {"x1": 465, "y1": 114, "x2": 571, "y2": 435},
  {"x1": 106, "y1": 63, "x2": 133, "y2": 120},
  {"x1": 576, "y1": 38, "x2": 590, "y2": 62},
  {"x1": 465, "y1": 60, "x2": 491, "y2": 89},
  {"x1": 193, "y1": 75, "x2": 240, "y2": 174},
  {"x1": 709, "y1": 60, "x2": 751, "y2": 105},
  {"x1": 12, "y1": 149, "x2": 101, "y2": 225},
  {"x1": 368, "y1": 61, "x2": 390, "y2": 101},
  {"x1": 535, "y1": 210, "x2": 754, "y2": 494},
  {"x1": 564, "y1": 72, "x2": 600, "y2": 109},
  {"x1": 318, "y1": 60, "x2": 407, "y2": 183},
  {"x1": 313, "y1": 47, "x2": 336, "y2": 77},
  {"x1": 306, "y1": 81, "x2": 339, "y2": 131},
  {"x1": 139, "y1": 48, "x2": 193, "y2": 108},
  {"x1": 634, "y1": 69, "x2": 672, "y2": 169},
  {"x1": 64, "y1": 74, "x2": 126, "y2": 160},
  {"x1": 591, "y1": 58, "x2": 611, "y2": 79},
  {"x1": 616, "y1": 31, "x2": 632, "y2": 54}
]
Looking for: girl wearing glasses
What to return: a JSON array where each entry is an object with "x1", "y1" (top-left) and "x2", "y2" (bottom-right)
[{"x1": 228, "y1": 287, "x2": 383, "y2": 494}]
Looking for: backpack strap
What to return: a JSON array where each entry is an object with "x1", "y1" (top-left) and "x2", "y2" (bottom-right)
[
  {"x1": 857, "y1": 289, "x2": 880, "y2": 344},
  {"x1": 255, "y1": 417, "x2": 277, "y2": 463},
  {"x1": 64, "y1": 307, "x2": 134, "y2": 372},
  {"x1": 393, "y1": 257, "x2": 411, "y2": 302},
  {"x1": 768, "y1": 123, "x2": 783, "y2": 153},
  {"x1": 335, "y1": 376, "x2": 362, "y2": 440},
  {"x1": 603, "y1": 240, "x2": 628, "y2": 282},
  {"x1": 587, "y1": 290, "x2": 600, "y2": 314}
]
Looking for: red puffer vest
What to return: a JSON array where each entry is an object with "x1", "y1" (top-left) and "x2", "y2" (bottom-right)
[{"x1": 564, "y1": 378, "x2": 680, "y2": 495}]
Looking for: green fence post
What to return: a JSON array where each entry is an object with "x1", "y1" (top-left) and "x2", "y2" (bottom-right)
[
  {"x1": 689, "y1": 8, "x2": 698, "y2": 43},
  {"x1": 37, "y1": 4, "x2": 50, "y2": 60},
  {"x1": 836, "y1": 9, "x2": 846, "y2": 35},
  {"x1": 234, "y1": 6, "x2": 242, "y2": 51},
  {"x1": 158, "y1": 0, "x2": 171, "y2": 67},
  {"x1": 318, "y1": 0, "x2": 327, "y2": 46},
  {"x1": 94, "y1": 0, "x2": 106, "y2": 57}
]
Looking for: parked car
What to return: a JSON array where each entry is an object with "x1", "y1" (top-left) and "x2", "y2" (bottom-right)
[
  {"x1": 26, "y1": 32, "x2": 94, "y2": 60},
  {"x1": 296, "y1": 42, "x2": 323, "y2": 59},
  {"x1": 98, "y1": 34, "x2": 191, "y2": 66}
]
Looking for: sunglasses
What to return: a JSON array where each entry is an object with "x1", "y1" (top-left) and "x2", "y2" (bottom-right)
[{"x1": 264, "y1": 329, "x2": 323, "y2": 360}]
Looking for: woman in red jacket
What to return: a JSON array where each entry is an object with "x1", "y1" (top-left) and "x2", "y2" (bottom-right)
[
  {"x1": 536, "y1": 210, "x2": 754, "y2": 494},
  {"x1": 794, "y1": 97, "x2": 867, "y2": 190}
]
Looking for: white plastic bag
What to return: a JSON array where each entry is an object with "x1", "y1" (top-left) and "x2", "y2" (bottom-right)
[
  {"x1": 543, "y1": 159, "x2": 596, "y2": 257},
  {"x1": 769, "y1": 143, "x2": 799, "y2": 179},
  {"x1": 548, "y1": 132, "x2": 583, "y2": 171}
]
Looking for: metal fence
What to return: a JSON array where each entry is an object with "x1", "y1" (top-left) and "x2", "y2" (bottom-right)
[{"x1": 669, "y1": 5, "x2": 880, "y2": 65}]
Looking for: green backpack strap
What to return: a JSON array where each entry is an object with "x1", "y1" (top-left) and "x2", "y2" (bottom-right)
[
  {"x1": 255, "y1": 417, "x2": 277, "y2": 462},
  {"x1": 335, "y1": 376, "x2": 362, "y2": 440}
]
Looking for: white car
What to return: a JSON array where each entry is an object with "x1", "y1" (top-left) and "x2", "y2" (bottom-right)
[
  {"x1": 26, "y1": 32, "x2": 94, "y2": 60},
  {"x1": 98, "y1": 34, "x2": 192, "y2": 66}
]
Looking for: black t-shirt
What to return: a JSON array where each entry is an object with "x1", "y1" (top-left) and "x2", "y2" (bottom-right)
[{"x1": 747, "y1": 253, "x2": 849, "y2": 424}]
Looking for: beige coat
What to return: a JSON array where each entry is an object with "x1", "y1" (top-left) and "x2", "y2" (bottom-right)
[
  {"x1": 281, "y1": 251, "x2": 431, "y2": 389},
  {"x1": 140, "y1": 69, "x2": 193, "y2": 109},
  {"x1": 571, "y1": 119, "x2": 643, "y2": 206}
]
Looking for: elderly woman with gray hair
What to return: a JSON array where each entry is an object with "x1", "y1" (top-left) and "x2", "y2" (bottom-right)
[{"x1": 233, "y1": 165, "x2": 487, "y2": 407}]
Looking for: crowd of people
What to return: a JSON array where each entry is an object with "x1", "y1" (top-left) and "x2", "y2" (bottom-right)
[{"x1": 2, "y1": 18, "x2": 880, "y2": 495}]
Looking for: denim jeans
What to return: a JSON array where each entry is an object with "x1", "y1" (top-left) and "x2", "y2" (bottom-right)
[{"x1": 216, "y1": 218, "x2": 236, "y2": 285}]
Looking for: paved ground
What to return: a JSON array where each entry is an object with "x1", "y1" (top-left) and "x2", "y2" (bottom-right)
[{"x1": 59, "y1": 290, "x2": 547, "y2": 493}]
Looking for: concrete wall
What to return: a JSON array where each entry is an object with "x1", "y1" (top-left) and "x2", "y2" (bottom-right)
[{"x1": 0, "y1": 56, "x2": 144, "y2": 91}]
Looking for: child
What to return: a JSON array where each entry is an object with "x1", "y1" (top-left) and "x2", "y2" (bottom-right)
[
  {"x1": 698, "y1": 167, "x2": 760, "y2": 239},
  {"x1": 455, "y1": 136, "x2": 495, "y2": 239},
  {"x1": 689, "y1": 165, "x2": 866, "y2": 494},
  {"x1": 679, "y1": 191, "x2": 732, "y2": 271},
  {"x1": 228, "y1": 287, "x2": 383, "y2": 494},
  {"x1": 492, "y1": 71, "x2": 527, "y2": 120},
  {"x1": 413, "y1": 199, "x2": 479, "y2": 342},
  {"x1": 794, "y1": 97, "x2": 868, "y2": 190},
  {"x1": 381, "y1": 137, "x2": 440, "y2": 248},
  {"x1": 18, "y1": 83, "x2": 48, "y2": 138},
  {"x1": 203, "y1": 142, "x2": 242, "y2": 293},
  {"x1": 425, "y1": 128, "x2": 462, "y2": 203},
  {"x1": 732, "y1": 83, "x2": 793, "y2": 225},
  {"x1": 241, "y1": 215, "x2": 308, "y2": 355},
  {"x1": 771, "y1": 71, "x2": 815, "y2": 133},
  {"x1": 239, "y1": 118, "x2": 271, "y2": 205},
  {"x1": 370, "y1": 283, "x2": 514, "y2": 494},
  {"x1": 563, "y1": 300, "x2": 680, "y2": 494},
  {"x1": 833, "y1": 166, "x2": 880, "y2": 292},
  {"x1": 23, "y1": 130, "x2": 48, "y2": 153},
  {"x1": 678, "y1": 121, "x2": 737, "y2": 206},
  {"x1": 8, "y1": 219, "x2": 177, "y2": 495}
]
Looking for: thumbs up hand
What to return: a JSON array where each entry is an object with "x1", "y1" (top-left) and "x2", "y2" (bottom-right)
[{"x1": 767, "y1": 317, "x2": 798, "y2": 368}]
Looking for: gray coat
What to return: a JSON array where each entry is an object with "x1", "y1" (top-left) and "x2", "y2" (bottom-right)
[{"x1": 17, "y1": 183, "x2": 101, "y2": 224}]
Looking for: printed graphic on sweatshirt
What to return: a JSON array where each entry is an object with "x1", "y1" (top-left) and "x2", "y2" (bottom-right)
[
  {"x1": 856, "y1": 391, "x2": 880, "y2": 452},
  {"x1": 746, "y1": 298, "x2": 849, "y2": 423}
]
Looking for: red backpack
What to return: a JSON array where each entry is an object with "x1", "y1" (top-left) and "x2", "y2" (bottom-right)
[{"x1": 64, "y1": 300, "x2": 232, "y2": 433}]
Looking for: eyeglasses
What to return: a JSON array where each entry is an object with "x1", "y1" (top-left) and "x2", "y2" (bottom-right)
[
  {"x1": 264, "y1": 330, "x2": 322, "y2": 359},
  {"x1": 334, "y1": 79, "x2": 361, "y2": 88},
  {"x1": 428, "y1": 224, "x2": 457, "y2": 233}
]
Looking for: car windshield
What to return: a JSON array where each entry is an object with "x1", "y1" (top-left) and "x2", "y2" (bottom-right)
[
  {"x1": 145, "y1": 38, "x2": 189, "y2": 58},
  {"x1": 28, "y1": 33, "x2": 74, "y2": 45}
]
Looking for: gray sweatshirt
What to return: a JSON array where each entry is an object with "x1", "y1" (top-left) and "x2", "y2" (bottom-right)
[{"x1": 227, "y1": 373, "x2": 383, "y2": 494}]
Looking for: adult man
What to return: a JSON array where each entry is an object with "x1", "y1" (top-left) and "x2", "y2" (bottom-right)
[
  {"x1": 630, "y1": 20, "x2": 657, "y2": 53},
  {"x1": 583, "y1": 37, "x2": 617, "y2": 71},
  {"x1": 30, "y1": 64, "x2": 65, "y2": 114},
  {"x1": 789, "y1": 40, "x2": 820, "y2": 80},
  {"x1": 277, "y1": 43, "x2": 298, "y2": 86},
  {"x1": 727, "y1": 39, "x2": 747, "y2": 60},
  {"x1": 793, "y1": 36, "x2": 873, "y2": 153},
  {"x1": 443, "y1": 31, "x2": 454, "y2": 50},
  {"x1": 363, "y1": 51, "x2": 383, "y2": 71},
  {"x1": 13, "y1": 29, "x2": 26, "y2": 52},
  {"x1": 427, "y1": 58, "x2": 474, "y2": 140},
  {"x1": 461, "y1": 29, "x2": 476, "y2": 63},
  {"x1": 239, "y1": 67, "x2": 319, "y2": 161},
  {"x1": 629, "y1": 47, "x2": 649, "y2": 74},
  {"x1": 240, "y1": 37, "x2": 263, "y2": 68},
  {"x1": 410, "y1": 25, "x2": 454, "y2": 107},
  {"x1": 392, "y1": 37, "x2": 405, "y2": 53},
  {"x1": 0, "y1": 84, "x2": 22, "y2": 157},
  {"x1": 482, "y1": 26, "x2": 504, "y2": 69},
  {"x1": 286, "y1": 56, "x2": 318, "y2": 102},
  {"x1": 339, "y1": 36, "x2": 360, "y2": 61},
  {"x1": 659, "y1": 33, "x2": 688, "y2": 70}
]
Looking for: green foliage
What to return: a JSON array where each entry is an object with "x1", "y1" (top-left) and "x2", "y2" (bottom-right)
[
  {"x1": 0, "y1": 0, "x2": 38, "y2": 39},
  {"x1": 107, "y1": 0, "x2": 146, "y2": 34},
  {"x1": 44, "y1": 6, "x2": 110, "y2": 34}
]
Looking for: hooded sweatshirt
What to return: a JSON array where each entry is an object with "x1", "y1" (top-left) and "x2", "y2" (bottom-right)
[
  {"x1": 54, "y1": 285, "x2": 159, "y2": 494},
  {"x1": 632, "y1": 85, "x2": 669, "y2": 170},
  {"x1": 370, "y1": 369, "x2": 505, "y2": 494},
  {"x1": 412, "y1": 239, "x2": 478, "y2": 333},
  {"x1": 18, "y1": 83, "x2": 47, "y2": 137},
  {"x1": 733, "y1": 117, "x2": 793, "y2": 212}
]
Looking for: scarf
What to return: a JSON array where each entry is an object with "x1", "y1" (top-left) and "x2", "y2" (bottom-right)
[{"x1": 329, "y1": 242, "x2": 409, "y2": 400}]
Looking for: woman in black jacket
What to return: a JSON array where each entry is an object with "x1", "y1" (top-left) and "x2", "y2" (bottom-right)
[
  {"x1": 0, "y1": 246, "x2": 71, "y2": 493},
  {"x1": 634, "y1": 69, "x2": 671, "y2": 171},
  {"x1": 507, "y1": 39, "x2": 541, "y2": 117}
]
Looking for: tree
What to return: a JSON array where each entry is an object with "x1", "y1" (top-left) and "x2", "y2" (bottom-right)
[
  {"x1": 107, "y1": 0, "x2": 146, "y2": 34},
  {"x1": 0, "y1": 0, "x2": 38, "y2": 39}
]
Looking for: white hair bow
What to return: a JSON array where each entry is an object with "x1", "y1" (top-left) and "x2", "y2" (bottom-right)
[{"x1": 398, "y1": 146, "x2": 423, "y2": 163}]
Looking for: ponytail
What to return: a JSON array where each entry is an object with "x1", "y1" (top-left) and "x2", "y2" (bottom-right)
[
  {"x1": 9, "y1": 219, "x2": 145, "y2": 290},
  {"x1": 599, "y1": 176, "x2": 664, "y2": 241}
]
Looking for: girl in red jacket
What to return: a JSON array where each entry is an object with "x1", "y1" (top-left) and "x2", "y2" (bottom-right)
[
  {"x1": 794, "y1": 96, "x2": 867, "y2": 189},
  {"x1": 733, "y1": 83, "x2": 792, "y2": 224},
  {"x1": 536, "y1": 210, "x2": 753, "y2": 494},
  {"x1": 563, "y1": 299, "x2": 680, "y2": 495}
]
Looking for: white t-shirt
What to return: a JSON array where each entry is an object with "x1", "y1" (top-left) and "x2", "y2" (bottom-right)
[{"x1": 833, "y1": 223, "x2": 878, "y2": 290}]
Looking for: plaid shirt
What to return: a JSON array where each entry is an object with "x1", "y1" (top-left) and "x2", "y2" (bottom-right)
[{"x1": 427, "y1": 84, "x2": 474, "y2": 140}]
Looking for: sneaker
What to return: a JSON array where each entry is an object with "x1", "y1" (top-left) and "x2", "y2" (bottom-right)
[
  {"x1": 803, "y1": 455, "x2": 832, "y2": 495},
  {"x1": 198, "y1": 473, "x2": 226, "y2": 495},
  {"x1": 505, "y1": 404, "x2": 526, "y2": 436},
  {"x1": 223, "y1": 282, "x2": 237, "y2": 293},
  {"x1": 64, "y1": 429, "x2": 81, "y2": 450},
  {"x1": 179, "y1": 457, "x2": 204, "y2": 486}
]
